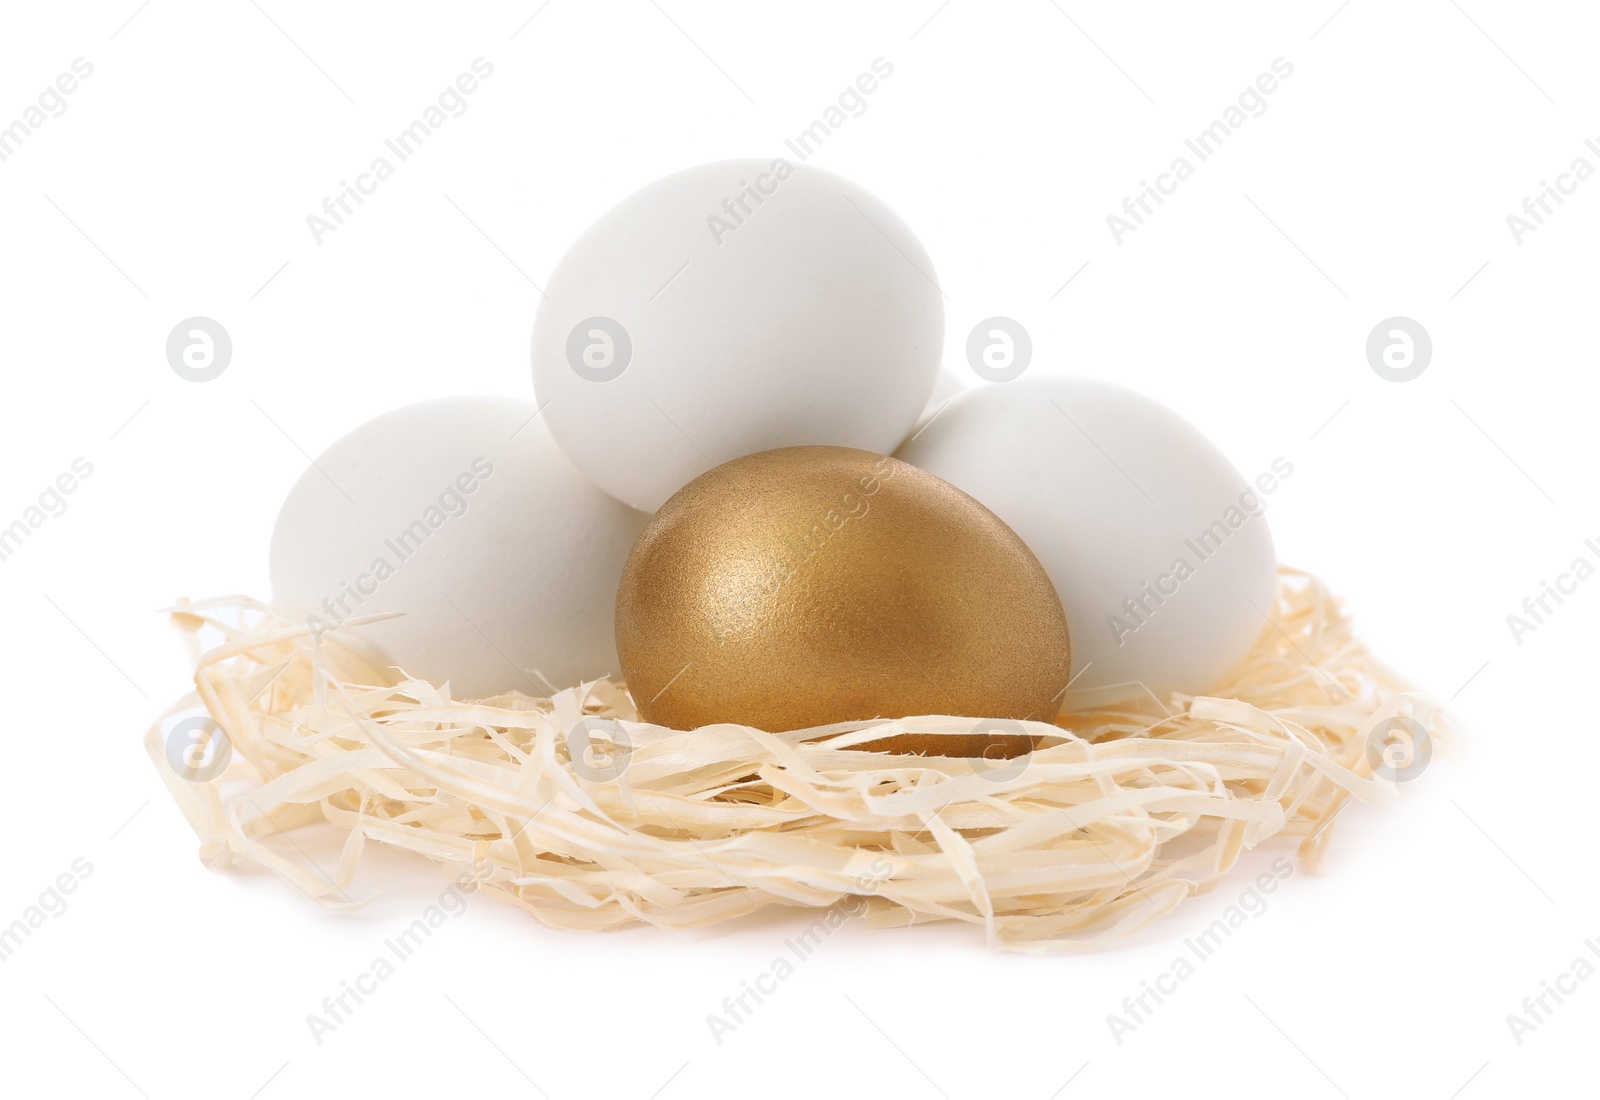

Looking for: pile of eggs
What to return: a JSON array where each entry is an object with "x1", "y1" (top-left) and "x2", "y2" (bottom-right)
[{"x1": 270, "y1": 159, "x2": 1277, "y2": 737}]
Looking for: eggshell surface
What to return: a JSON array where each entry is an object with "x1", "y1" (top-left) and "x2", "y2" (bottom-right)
[
  {"x1": 531, "y1": 158, "x2": 943, "y2": 512},
  {"x1": 614, "y1": 446, "x2": 1071, "y2": 738},
  {"x1": 269, "y1": 396, "x2": 648, "y2": 699},
  {"x1": 897, "y1": 376, "x2": 1277, "y2": 698}
]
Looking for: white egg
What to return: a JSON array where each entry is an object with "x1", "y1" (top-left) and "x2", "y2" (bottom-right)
[
  {"x1": 531, "y1": 158, "x2": 943, "y2": 512},
  {"x1": 897, "y1": 376, "x2": 1278, "y2": 700},
  {"x1": 268, "y1": 396, "x2": 648, "y2": 699}
]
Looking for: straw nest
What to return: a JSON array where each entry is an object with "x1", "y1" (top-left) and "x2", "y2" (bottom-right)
[{"x1": 144, "y1": 565, "x2": 1442, "y2": 952}]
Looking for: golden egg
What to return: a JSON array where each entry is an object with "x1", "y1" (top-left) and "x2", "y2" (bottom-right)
[{"x1": 614, "y1": 446, "x2": 1072, "y2": 752}]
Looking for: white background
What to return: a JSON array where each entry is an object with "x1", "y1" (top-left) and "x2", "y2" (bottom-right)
[{"x1": 0, "y1": 1, "x2": 1593, "y2": 1096}]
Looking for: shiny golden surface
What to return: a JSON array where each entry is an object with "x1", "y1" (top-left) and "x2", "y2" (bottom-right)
[{"x1": 615, "y1": 446, "x2": 1072, "y2": 748}]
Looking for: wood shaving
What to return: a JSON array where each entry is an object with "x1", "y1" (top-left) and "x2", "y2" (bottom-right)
[{"x1": 143, "y1": 566, "x2": 1442, "y2": 951}]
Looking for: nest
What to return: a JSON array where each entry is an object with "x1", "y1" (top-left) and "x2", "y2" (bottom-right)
[{"x1": 144, "y1": 565, "x2": 1442, "y2": 952}]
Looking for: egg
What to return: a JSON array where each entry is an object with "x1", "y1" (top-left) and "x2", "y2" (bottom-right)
[
  {"x1": 531, "y1": 159, "x2": 944, "y2": 513},
  {"x1": 897, "y1": 377, "x2": 1277, "y2": 699},
  {"x1": 614, "y1": 446, "x2": 1071, "y2": 747},
  {"x1": 269, "y1": 396, "x2": 648, "y2": 699}
]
